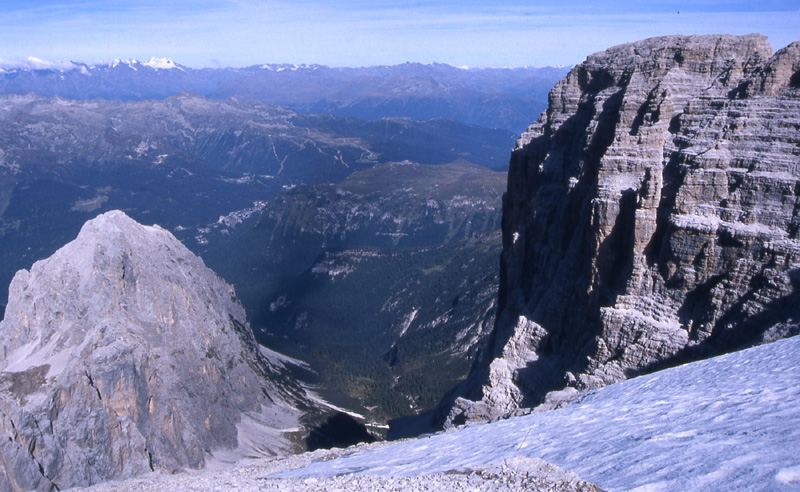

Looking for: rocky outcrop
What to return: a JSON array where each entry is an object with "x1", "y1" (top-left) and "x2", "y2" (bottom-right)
[
  {"x1": 443, "y1": 34, "x2": 800, "y2": 425},
  {"x1": 0, "y1": 211, "x2": 310, "y2": 491}
]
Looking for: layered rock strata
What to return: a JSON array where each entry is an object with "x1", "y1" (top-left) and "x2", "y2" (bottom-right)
[
  {"x1": 0, "y1": 211, "x2": 309, "y2": 491},
  {"x1": 444, "y1": 34, "x2": 800, "y2": 425}
]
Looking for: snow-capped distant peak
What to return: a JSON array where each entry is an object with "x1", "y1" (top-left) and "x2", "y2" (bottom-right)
[
  {"x1": 144, "y1": 57, "x2": 182, "y2": 70},
  {"x1": 258, "y1": 63, "x2": 317, "y2": 72},
  {"x1": 109, "y1": 59, "x2": 140, "y2": 70}
]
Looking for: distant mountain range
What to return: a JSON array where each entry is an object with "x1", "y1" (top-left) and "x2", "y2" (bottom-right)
[
  {"x1": 0, "y1": 93, "x2": 514, "y2": 318},
  {"x1": 0, "y1": 59, "x2": 568, "y2": 132}
]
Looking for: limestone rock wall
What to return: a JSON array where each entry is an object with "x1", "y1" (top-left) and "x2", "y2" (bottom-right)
[
  {"x1": 444, "y1": 34, "x2": 800, "y2": 425},
  {"x1": 0, "y1": 211, "x2": 309, "y2": 491}
]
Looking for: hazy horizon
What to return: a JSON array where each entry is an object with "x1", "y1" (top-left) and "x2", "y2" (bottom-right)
[
  {"x1": 0, "y1": 56, "x2": 576, "y2": 71},
  {"x1": 1, "y1": 1, "x2": 798, "y2": 69}
]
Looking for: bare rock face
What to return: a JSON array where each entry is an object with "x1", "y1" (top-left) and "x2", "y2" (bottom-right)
[
  {"x1": 443, "y1": 34, "x2": 800, "y2": 425},
  {"x1": 0, "y1": 211, "x2": 309, "y2": 491}
]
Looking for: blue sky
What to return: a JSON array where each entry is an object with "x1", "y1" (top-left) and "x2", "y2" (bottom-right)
[{"x1": 1, "y1": 1, "x2": 797, "y2": 68}]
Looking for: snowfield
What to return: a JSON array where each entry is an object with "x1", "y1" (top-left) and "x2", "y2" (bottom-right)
[
  {"x1": 278, "y1": 335, "x2": 800, "y2": 491},
  {"x1": 75, "y1": 335, "x2": 800, "y2": 491}
]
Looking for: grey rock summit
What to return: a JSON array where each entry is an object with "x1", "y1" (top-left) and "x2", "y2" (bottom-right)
[
  {"x1": 0, "y1": 211, "x2": 309, "y2": 491},
  {"x1": 442, "y1": 34, "x2": 800, "y2": 425}
]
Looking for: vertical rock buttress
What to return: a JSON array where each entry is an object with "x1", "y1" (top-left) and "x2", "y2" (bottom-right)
[{"x1": 443, "y1": 34, "x2": 800, "y2": 426}]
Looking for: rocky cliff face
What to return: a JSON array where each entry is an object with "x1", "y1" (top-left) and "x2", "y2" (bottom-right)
[
  {"x1": 443, "y1": 34, "x2": 800, "y2": 425},
  {"x1": 0, "y1": 211, "x2": 310, "y2": 492}
]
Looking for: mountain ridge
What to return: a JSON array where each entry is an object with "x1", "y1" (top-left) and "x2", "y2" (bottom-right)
[{"x1": 0, "y1": 61, "x2": 568, "y2": 132}]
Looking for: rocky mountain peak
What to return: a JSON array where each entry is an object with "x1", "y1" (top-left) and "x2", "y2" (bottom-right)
[
  {"x1": 3, "y1": 210, "x2": 238, "y2": 352},
  {"x1": 0, "y1": 211, "x2": 309, "y2": 491},
  {"x1": 438, "y1": 34, "x2": 800, "y2": 427}
]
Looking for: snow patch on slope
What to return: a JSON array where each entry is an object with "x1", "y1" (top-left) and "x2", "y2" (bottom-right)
[
  {"x1": 259, "y1": 346, "x2": 311, "y2": 370},
  {"x1": 776, "y1": 465, "x2": 800, "y2": 485}
]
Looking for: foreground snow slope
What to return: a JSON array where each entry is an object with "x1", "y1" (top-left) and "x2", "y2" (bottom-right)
[{"x1": 280, "y1": 335, "x2": 800, "y2": 491}]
